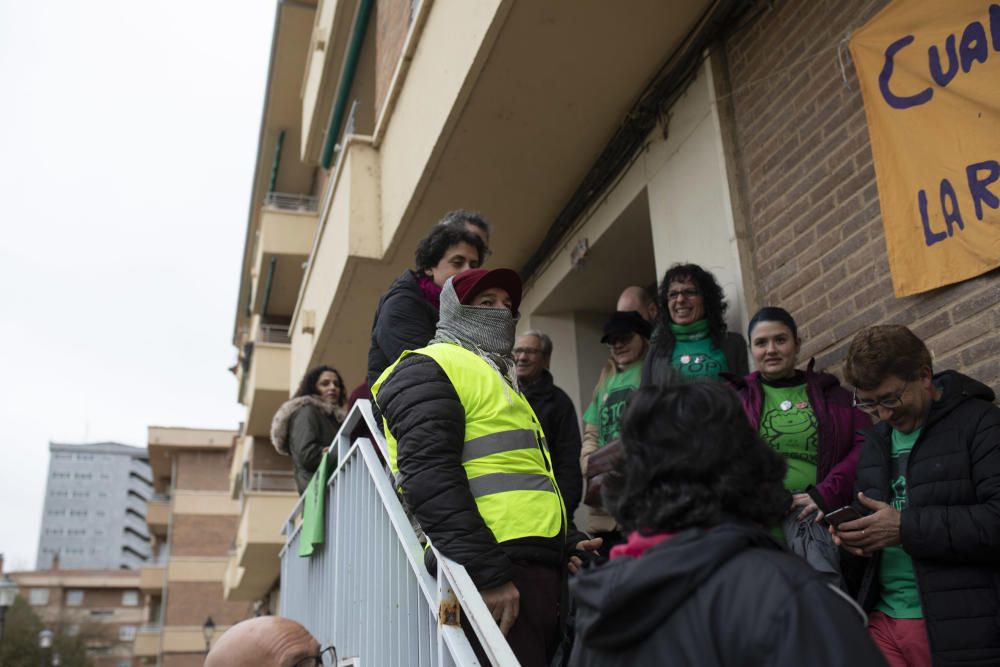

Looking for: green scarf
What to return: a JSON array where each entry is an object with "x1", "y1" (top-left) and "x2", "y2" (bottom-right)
[{"x1": 670, "y1": 319, "x2": 709, "y2": 342}]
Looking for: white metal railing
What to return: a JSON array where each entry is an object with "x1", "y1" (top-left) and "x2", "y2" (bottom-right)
[
  {"x1": 258, "y1": 323, "x2": 292, "y2": 344},
  {"x1": 244, "y1": 469, "x2": 297, "y2": 493},
  {"x1": 279, "y1": 400, "x2": 519, "y2": 666},
  {"x1": 264, "y1": 191, "x2": 319, "y2": 212}
]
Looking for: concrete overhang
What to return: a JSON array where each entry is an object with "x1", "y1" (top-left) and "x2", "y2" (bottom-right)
[
  {"x1": 147, "y1": 427, "x2": 238, "y2": 494},
  {"x1": 225, "y1": 492, "x2": 296, "y2": 601},
  {"x1": 296, "y1": 0, "x2": 714, "y2": 385},
  {"x1": 249, "y1": 208, "x2": 318, "y2": 318}
]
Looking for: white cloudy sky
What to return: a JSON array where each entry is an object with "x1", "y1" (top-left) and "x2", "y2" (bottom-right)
[{"x1": 0, "y1": 1, "x2": 275, "y2": 570}]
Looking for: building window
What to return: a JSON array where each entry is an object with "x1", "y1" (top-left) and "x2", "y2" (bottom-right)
[
  {"x1": 118, "y1": 625, "x2": 137, "y2": 641},
  {"x1": 66, "y1": 625, "x2": 80, "y2": 636},
  {"x1": 90, "y1": 609, "x2": 113, "y2": 618},
  {"x1": 29, "y1": 589, "x2": 49, "y2": 605},
  {"x1": 117, "y1": 661, "x2": 132, "y2": 667},
  {"x1": 66, "y1": 590, "x2": 84, "y2": 606},
  {"x1": 121, "y1": 591, "x2": 139, "y2": 606}
]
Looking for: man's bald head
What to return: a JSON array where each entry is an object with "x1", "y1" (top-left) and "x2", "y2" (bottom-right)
[
  {"x1": 617, "y1": 286, "x2": 657, "y2": 322},
  {"x1": 205, "y1": 616, "x2": 321, "y2": 667}
]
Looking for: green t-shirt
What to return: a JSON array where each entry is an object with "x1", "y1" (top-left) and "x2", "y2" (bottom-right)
[
  {"x1": 877, "y1": 427, "x2": 923, "y2": 619},
  {"x1": 670, "y1": 320, "x2": 729, "y2": 379},
  {"x1": 758, "y1": 382, "x2": 818, "y2": 492},
  {"x1": 583, "y1": 361, "x2": 642, "y2": 447}
]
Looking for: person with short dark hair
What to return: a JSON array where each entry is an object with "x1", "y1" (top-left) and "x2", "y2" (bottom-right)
[
  {"x1": 642, "y1": 263, "x2": 748, "y2": 385},
  {"x1": 569, "y1": 383, "x2": 886, "y2": 667},
  {"x1": 439, "y1": 208, "x2": 492, "y2": 259},
  {"x1": 830, "y1": 324, "x2": 1000, "y2": 666},
  {"x1": 366, "y1": 218, "x2": 486, "y2": 390},
  {"x1": 515, "y1": 330, "x2": 583, "y2": 516},
  {"x1": 271, "y1": 365, "x2": 347, "y2": 493},
  {"x1": 726, "y1": 307, "x2": 869, "y2": 522}
]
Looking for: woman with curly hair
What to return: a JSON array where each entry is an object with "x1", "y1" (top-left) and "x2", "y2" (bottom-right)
[
  {"x1": 569, "y1": 383, "x2": 885, "y2": 667},
  {"x1": 270, "y1": 365, "x2": 347, "y2": 493},
  {"x1": 641, "y1": 263, "x2": 748, "y2": 386}
]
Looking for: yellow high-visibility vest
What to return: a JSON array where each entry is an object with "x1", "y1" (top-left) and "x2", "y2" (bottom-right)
[{"x1": 373, "y1": 342, "x2": 565, "y2": 544}]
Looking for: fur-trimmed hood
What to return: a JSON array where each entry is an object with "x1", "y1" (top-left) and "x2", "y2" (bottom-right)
[{"x1": 270, "y1": 395, "x2": 346, "y2": 454}]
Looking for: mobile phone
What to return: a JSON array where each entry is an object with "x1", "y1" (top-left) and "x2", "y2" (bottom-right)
[{"x1": 826, "y1": 506, "x2": 862, "y2": 527}]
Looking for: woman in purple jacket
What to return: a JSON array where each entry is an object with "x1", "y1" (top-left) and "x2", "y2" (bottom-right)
[{"x1": 726, "y1": 307, "x2": 869, "y2": 522}]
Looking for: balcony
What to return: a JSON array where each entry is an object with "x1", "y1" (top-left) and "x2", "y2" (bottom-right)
[
  {"x1": 145, "y1": 496, "x2": 170, "y2": 536},
  {"x1": 247, "y1": 203, "x2": 318, "y2": 320},
  {"x1": 224, "y1": 476, "x2": 298, "y2": 601},
  {"x1": 139, "y1": 565, "x2": 166, "y2": 595},
  {"x1": 239, "y1": 330, "x2": 292, "y2": 438},
  {"x1": 132, "y1": 625, "x2": 161, "y2": 657}
]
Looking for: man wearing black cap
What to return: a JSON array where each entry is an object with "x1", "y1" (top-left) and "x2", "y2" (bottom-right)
[{"x1": 579, "y1": 311, "x2": 652, "y2": 547}]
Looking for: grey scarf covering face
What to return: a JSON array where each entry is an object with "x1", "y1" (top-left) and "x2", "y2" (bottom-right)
[{"x1": 430, "y1": 277, "x2": 519, "y2": 392}]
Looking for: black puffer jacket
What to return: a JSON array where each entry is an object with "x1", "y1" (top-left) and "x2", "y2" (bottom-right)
[
  {"x1": 852, "y1": 371, "x2": 1000, "y2": 666},
  {"x1": 570, "y1": 522, "x2": 886, "y2": 666},
  {"x1": 522, "y1": 370, "x2": 583, "y2": 515},
  {"x1": 366, "y1": 269, "x2": 438, "y2": 390},
  {"x1": 376, "y1": 353, "x2": 567, "y2": 589}
]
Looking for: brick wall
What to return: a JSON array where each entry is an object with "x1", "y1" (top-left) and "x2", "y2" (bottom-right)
[
  {"x1": 721, "y1": 0, "x2": 1000, "y2": 393},
  {"x1": 169, "y1": 515, "x2": 238, "y2": 557},
  {"x1": 175, "y1": 452, "x2": 229, "y2": 492},
  {"x1": 375, "y1": 0, "x2": 410, "y2": 119},
  {"x1": 163, "y1": 581, "x2": 250, "y2": 626}
]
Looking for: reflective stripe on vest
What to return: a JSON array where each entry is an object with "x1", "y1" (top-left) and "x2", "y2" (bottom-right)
[{"x1": 372, "y1": 343, "x2": 565, "y2": 544}]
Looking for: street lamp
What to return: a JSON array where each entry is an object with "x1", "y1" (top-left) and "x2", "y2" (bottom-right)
[
  {"x1": 0, "y1": 573, "x2": 18, "y2": 642},
  {"x1": 38, "y1": 628, "x2": 53, "y2": 667},
  {"x1": 202, "y1": 616, "x2": 216, "y2": 655}
]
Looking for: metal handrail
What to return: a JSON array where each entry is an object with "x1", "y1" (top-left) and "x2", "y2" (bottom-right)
[{"x1": 279, "y1": 400, "x2": 518, "y2": 666}]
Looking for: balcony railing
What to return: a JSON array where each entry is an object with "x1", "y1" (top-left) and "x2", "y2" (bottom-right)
[
  {"x1": 280, "y1": 401, "x2": 518, "y2": 666},
  {"x1": 264, "y1": 192, "x2": 319, "y2": 212},
  {"x1": 244, "y1": 469, "x2": 297, "y2": 493},
  {"x1": 258, "y1": 323, "x2": 291, "y2": 345}
]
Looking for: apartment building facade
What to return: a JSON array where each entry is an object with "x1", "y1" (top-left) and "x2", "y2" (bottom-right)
[
  {"x1": 37, "y1": 442, "x2": 153, "y2": 571},
  {"x1": 133, "y1": 427, "x2": 253, "y2": 667},
  {"x1": 10, "y1": 566, "x2": 143, "y2": 667},
  {"x1": 228, "y1": 0, "x2": 1000, "y2": 614}
]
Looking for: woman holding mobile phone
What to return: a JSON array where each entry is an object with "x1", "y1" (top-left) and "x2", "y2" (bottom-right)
[{"x1": 725, "y1": 307, "x2": 870, "y2": 522}]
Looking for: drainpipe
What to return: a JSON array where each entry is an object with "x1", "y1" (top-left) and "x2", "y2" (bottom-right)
[
  {"x1": 319, "y1": 0, "x2": 374, "y2": 169},
  {"x1": 260, "y1": 257, "x2": 277, "y2": 317},
  {"x1": 267, "y1": 130, "x2": 285, "y2": 194}
]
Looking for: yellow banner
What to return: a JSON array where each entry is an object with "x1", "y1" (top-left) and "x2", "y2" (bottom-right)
[{"x1": 849, "y1": 1, "x2": 1000, "y2": 296}]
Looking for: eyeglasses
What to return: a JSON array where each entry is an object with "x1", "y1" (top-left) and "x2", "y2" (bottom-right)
[
  {"x1": 292, "y1": 646, "x2": 337, "y2": 667},
  {"x1": 666, "y1": 288, "x2": 701, "y2": 301},
  {"x1": 852, "y1": 381, "x2": 909, "y2": 415},
  {"x1": 512, "y1": 347, "x2": 543, "y2": 356}
]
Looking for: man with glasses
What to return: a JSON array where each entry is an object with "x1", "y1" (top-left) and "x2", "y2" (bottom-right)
[
  {"x1": 515, "y1": 330, "x2": 582, "y2": 516},
  {"x1": 830, "y1": 324, "x2": 1000, "y2": 667},
  {"x1": 205, "y1": 616, "x2": 335, "y2": 666}
]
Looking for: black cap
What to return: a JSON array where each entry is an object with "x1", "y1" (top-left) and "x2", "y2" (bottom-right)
[{"x1": 600, "y1": 311, "x2": 653, "y2": 343}]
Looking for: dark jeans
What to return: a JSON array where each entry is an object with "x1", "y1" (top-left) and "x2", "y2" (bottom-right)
[{"x1": 463, "y1": 561, "x2": 562, "y2": 667}]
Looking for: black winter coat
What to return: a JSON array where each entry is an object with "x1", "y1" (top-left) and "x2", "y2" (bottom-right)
[
  {"x1": 570, "y1": 522, "x2": 886, "y2": 667},
  {"x1": 852, "y1": 371, "x2": 1000, "y2": 666},
  {"x1": 376, "y1": 353, "x2": 567, "y2": 590},
  {"x1": 367, "y1": 269, "x2": 438, "y2": 390},
  {"x1": 522, "y1": 370, "x2": 583, "y2": 515},
  {"x1": 288, "y1": 404, "x2": 341, "y2": 493}
]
